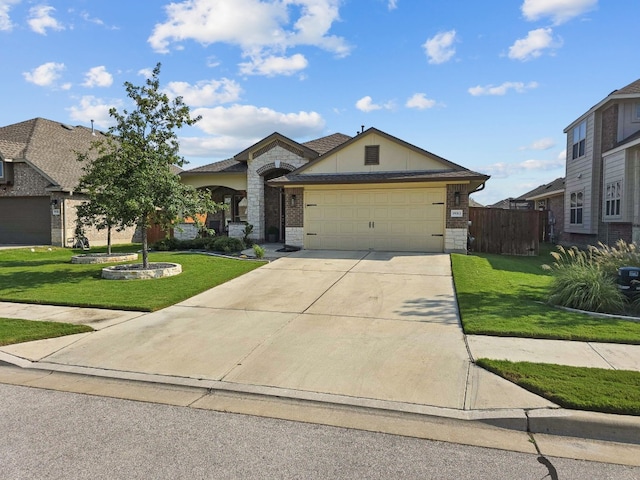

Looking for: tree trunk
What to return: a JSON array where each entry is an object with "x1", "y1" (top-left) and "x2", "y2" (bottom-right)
[
  {"x1": 141, "y1": 223, "x2": 149, "y2": 268},
  {"x1": 107, "y1": 225, "x2": 112, "y2": 255}
]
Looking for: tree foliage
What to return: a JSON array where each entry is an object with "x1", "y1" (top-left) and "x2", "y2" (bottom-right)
[{"x1": 75, "y1": 63, "x2": 221, "y2": 267}]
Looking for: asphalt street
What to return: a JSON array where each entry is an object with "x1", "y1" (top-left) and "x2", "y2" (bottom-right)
[{"x1": 2, "y1": 384, "x2": 638, "y2": 480}]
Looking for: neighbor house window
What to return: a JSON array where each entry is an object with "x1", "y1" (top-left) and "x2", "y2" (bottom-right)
[
  {"x1": 0, "y1": 161, "x2": 4, "y2": 179},
  {"x1": 570, "y1": 191, "x2": 583, "y2": 224},
  {"x1": 635, "y1": 103, "x2": 640, "y2": 122},
  {"x1": 605, "y1": 180, "x2": 622, "y2": 217},
  {"x1": 365, "y1": 145, "x2": 380, "y2": 165},
  {"x1": 572, "y1": 120, "x2": 586, "y2": 159}
]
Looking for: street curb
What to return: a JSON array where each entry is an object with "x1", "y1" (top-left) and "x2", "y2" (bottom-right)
[{"x1": 1, "y1": 352, "x2": 639, "y2": 447}]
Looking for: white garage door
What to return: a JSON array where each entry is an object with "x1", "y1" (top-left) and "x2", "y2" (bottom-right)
[{"x1": 304, "y1": 187, "x2": 445, "y2": 252}]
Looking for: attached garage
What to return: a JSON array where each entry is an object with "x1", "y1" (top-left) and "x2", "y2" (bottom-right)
[
  {"x1": 304, "y1": 186, "x2": 445, "y2": 252},
  {"x1": 0, "y1": 197, "x2": 51, "y2": 244},
  {"x1": 268, "y1": 127, "x2": 490, "y2": 253}
]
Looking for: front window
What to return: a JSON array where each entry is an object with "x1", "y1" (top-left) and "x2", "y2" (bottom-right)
[
  {"x1": 0, "y1": 161, "x2": 4, "y2": 179},
  {"x1": 605, "y1": 181, "x2": 622, "y2": 217},
  {"x1": 572, "y1": 121, "x2": 586, "y2": 159},
  {"x1": 635, "y1": 103, "x2": 640, "y2": 122},
  {"x1": 570, "y1": 191, "x2": 583, "y2": 224}
]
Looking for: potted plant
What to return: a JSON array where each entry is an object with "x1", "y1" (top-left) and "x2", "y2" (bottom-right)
[{"x1": 267, "y1": 225, "x2": 279, "y2": 243}]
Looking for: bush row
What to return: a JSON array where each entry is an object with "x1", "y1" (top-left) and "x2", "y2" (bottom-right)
[{"x1": 152, "y1": 236, "x2": 246, "y2": 253}]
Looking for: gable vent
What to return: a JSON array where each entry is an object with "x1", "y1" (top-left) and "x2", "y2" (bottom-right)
[{"x1": 364, "y1": 145, "x2": 380, "y2": 165}]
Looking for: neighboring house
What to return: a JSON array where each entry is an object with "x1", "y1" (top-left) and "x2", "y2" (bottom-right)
[
  {"x1": 180, "y1": 127, "x2": 489, "y2": 253},
  {"x1": 563, "y1": 78, "x2": 640, "y2": 247},
  {"x1": 0, "y1": 117, "x2": 139, "y2": 246},
  {"x1": 517, "y1": 177, "x2": 565, "y2": 243}
]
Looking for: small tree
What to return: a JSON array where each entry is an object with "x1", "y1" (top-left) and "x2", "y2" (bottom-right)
[{"x1": 77, "y1": 63, "x2": 221, "y2": 267}]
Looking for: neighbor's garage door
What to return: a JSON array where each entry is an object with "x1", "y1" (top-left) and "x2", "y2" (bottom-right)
[
  {"x1": 0, "y1": 197, "x2": 51, "y2": 244},
  {"x1": 304, "y1": 187, "x2": 445, "y2": 252}
]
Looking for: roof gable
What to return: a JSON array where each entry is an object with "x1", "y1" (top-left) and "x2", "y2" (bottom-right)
[
  {"x1": 234, "y1": 132, "x2": 319, "y2": 162},
  {"x1": 294, "y1": 127, "x2": 469, "y2": 176},
  {"x1": 0, "y1": 118, "x2": 103, "y2": 191}
]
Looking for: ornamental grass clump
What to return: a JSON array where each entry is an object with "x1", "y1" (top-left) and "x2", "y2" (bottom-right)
[
  {"x1": 590, "y1": 240, "x2": 640, "y2": 277},
  {"x1": 543, "y1": 245, "x2": 626, "y2": 314}
]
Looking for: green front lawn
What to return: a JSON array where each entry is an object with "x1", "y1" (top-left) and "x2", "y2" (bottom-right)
[
  {"x1": 478, "y1": 359, "x2": 640, "y2": 416},
  {"x1": 0, "y1": 318, "x2": 93, "y2": 346},
  {"x1": 451, "y1": 248, "x2": 640, "y2": 344},
  {"x1": 0, "y1": 245, "x2": 266, "y2": 311}
]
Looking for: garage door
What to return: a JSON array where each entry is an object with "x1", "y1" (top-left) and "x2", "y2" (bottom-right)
[
  {"x1": 304, "y1": 188, "x2": 445, "y2": 252},
  {"x1": 0, "y1": 197, "x2": 51, "y2": 244}
]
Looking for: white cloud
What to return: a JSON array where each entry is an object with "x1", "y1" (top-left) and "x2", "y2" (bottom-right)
[
  {"x1": 388, "y1": 0, "x2": 398, "y2": 10},
  {"x1": 405, "y1": 93, "x2": 436, "y2": 110},
  {"x1": 480, "y1": 157, "x2": 565, "y2": 178},
  {"x1": 468, "y1": 81, "x2": 539, "y2": 96},
  {"x1": 148, "y1": 0, "x2": 349, "y2": 76},
  {"x1": 138, "y1": 68, "x2": 154, "y2": 79},
  {"x1": 192, "y1": 104, "x2": 325, "y2": 138},
  {"x1": 0, "y1": 0, "x2": 20, "y2": 32},
  {"x1": 423, "y1": 30, "x2": 457, "y2": 65},
  {"x1": 23, "y1": 62, "x2": 65, "y2": 87},
  {"x1": 82, "y1": 66, "x2": 113, "y2": 88},
  {"x1": 520, "y1": 137, "x2": 556, "y2": 151},
  {"x1": 521, "y1": 0, "x2": 597, "y2": 24},
  {"x1": 67, "y1": 95, "x2": 120, "y2": 128},
  {"x1": 164, "y1": 78, "x2": 242, "y2": 107},
  {"x1": 355, "y1": 96, "x2": 394, "y2": 113},
  {"x1": 239, "y1": 53, "x2": 308, "y2": 77},
  {"x1": 508, "y1": 28, "x2": 561, "y2": 61},
  {"x1": 28, "y1": 5, "x2": 64, "y2": 35}
]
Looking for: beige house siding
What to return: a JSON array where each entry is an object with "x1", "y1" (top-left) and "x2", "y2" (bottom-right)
[
  {"x1": 619, "y1": 100, "x2": 640, "y2": 141},
  {"x1": 602, "y1": 150, "x2": 627, "y2": 222},
  {"x1": 302, "y1": 133, "x2": 446, "y2": 174},
  {"x1": 565, "y1": 113, "x2": 598, "y2": 234}
]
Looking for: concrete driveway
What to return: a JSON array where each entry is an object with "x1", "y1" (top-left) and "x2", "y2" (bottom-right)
[{"x1": 3, "y1": 250, "x2": 552, "y2": 411}]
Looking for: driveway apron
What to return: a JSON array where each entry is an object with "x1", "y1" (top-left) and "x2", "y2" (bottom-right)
[{"x1": 20, "y1": 250, "x2": 552, "y2": 410}]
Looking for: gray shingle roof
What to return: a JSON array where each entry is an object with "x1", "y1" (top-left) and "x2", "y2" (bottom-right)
[
  {"x1": 182, "y1": 158, "x2": 247, "y2": 175},
  {"x1": 517, "y1": 177, "x2": 565, "y2": 200},
  {"x1": 269, "y1": 169, "x2": 489, "y2": 185},
  {"x1": 614, "y1": 79, "x2": 640, "y2": 95},
  {"x1": 302, "y1": 133, "x2": 351, "y2": 155},
  {"x1": 0, "y1": 117, "x2": 103, "y2": 191}
]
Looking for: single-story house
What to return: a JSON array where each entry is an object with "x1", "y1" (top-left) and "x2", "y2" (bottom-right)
[
  {"x1": 518, "y1": 177, "x2": 565, "y2": 242},
  {"x1": 0, "y1": 117, "x2": 139, "y2": 246},
  {"x1": 180, "y1": 127, "x2": 489, "y2": 253}
]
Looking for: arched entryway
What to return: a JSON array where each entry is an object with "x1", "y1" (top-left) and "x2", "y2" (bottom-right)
[
  {"x1": 262, "y1": 169, "x2": 291, "y2": 242},
  {"x1": 205, "y1": 186, "x2": 247, "y2": 236}
]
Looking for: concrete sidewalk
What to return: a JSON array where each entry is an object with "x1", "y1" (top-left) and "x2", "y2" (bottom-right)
[{"x1": 1, "y1": 250, "x2": 640, "y2": 466}]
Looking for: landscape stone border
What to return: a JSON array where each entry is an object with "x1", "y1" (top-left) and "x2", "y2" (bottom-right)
[
  {"x1": 102, "y1": 262, "x2": 182, "y2": 280},
  {"x1": 71, "y1": 253, "x2": 139, "y2": 264}
]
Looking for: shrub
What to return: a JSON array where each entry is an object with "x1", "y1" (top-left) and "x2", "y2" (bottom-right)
[
  {"x1": 544, "y1": 245, "x2": 626, "y2": 313},
  {"x1": 209, "y1": 236, "x2": 245, "y2": 253},
  {"x1": 590, "y1": 240, "x2": 640, "y2": 277},
  {"x1": 152, "y1": 237, "x2": 180, "y2": 251},
  {"x1": 253, "y1": 244, "x2": 265, "y2": 259},
  {"x1": 243, "y1": 224, "x2": 254, "y2": 247}
]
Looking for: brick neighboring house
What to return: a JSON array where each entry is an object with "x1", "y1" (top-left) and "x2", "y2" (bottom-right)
[
  {"x1": 517, "y1": 177, "x2": 565, "y2": 243},
  {"x1": 181, "y1": 127, "x2": 489, "y2": 253},
  {"x1": 563, "y1": 78, "x2": 640, "y2": 247},
  {"x1": 0, "y1": 117, "x2": 139, "y2": 246}
]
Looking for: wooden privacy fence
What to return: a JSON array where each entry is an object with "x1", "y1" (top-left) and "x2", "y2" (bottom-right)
[{"x1": 469, "y1": 207, "x2": 548, "y2": 256}]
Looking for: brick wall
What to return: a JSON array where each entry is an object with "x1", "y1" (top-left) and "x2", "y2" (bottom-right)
[
  {"x1": 601, "y1": 104, "x2": 619, "y2": 152},
  {"x1": 0, "y1": 163, "x2": 49, "y2": 197},
  {"x1": 285, "y1": 188, "x2": 304, "y2": 227},
  {"x1": 446, "y1": 184, "x2": 469, "y2": 229}
]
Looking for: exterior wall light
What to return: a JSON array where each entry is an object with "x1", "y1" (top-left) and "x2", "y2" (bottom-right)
[
  {"x1": 454, "y1": 191, "x2": 461, "y2": 206},
  {"x1": 290, "y1": 194, "x2": 297, "y2": 207}
]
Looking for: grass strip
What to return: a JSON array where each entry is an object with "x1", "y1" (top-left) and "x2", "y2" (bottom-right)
[
  {"x1": 451, "y1": 249, "x2": 640, "y2": 344},
  {"x1": 0, "y1": 318, "x2": 93, "y2": 346},
  {"x1": 477, "y1": 358, "x2": 640, "y2": 416},
  {"x1": 0, "y1": 246, "x2": 266, "y2": 311}
]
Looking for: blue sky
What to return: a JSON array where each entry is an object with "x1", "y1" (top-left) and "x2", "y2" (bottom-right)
[{"x1": 1, "y1": 0, "x2": 638, "y2": 204}]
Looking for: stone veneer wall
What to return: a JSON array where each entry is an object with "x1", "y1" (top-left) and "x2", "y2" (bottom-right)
[
  {"x1": 285, "y1": 227, "x2": 304, "y2": 248},
  {"x1": 0, "y1": 163, "x2": 49, "y2": 197},
  {"x1": 247, "y1": 145, "x2": 308, "y2": 241}
]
